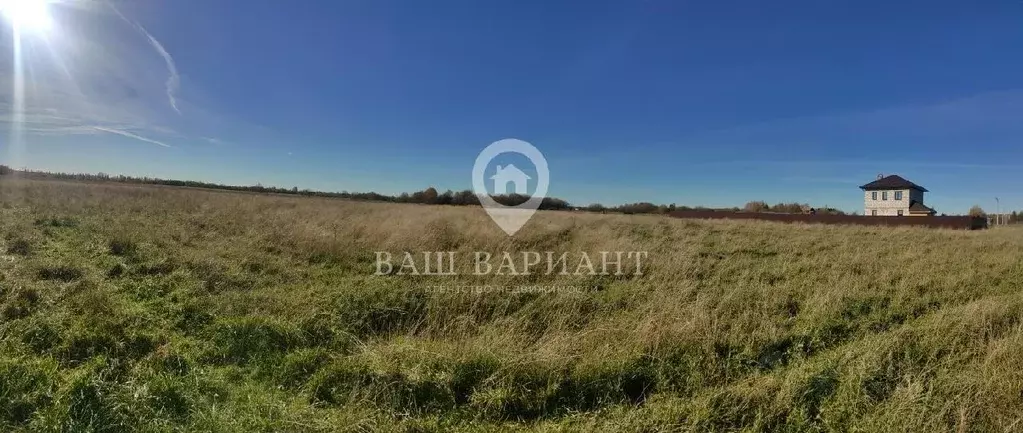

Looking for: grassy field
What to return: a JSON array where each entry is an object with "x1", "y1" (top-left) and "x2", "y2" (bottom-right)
[{"x1": 1, "y1": 179, "x2": 1023, "y2": 432}]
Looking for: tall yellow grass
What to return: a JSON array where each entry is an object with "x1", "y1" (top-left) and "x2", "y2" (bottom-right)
[{"x1": 1, "y1": 178, "x2": 1022, "y2": 432}]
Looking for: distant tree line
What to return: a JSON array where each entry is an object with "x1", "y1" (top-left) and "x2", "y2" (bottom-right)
[
  {"x1": 5, "y1": 165, "x2": 1011, "y2": 218},
  {"x1": 393, "y1": 188, "x2": 571, "y2": 210},
  {"x1": 740, "y1": 201, "x2": 848, "y2": 215},
  {"x1": 583, "y1": 202, "x2": 734, "y2": 214},
  {"x1": 0, "y1": 167, "x2": 577, "y2": 209}
]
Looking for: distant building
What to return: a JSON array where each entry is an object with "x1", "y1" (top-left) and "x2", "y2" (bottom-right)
[
  {"x1": 859, "y1": 174, "x2": 936, "y2": 217},
  {"x1": 490, "y1": 164, "x2": 531, "y2": 195}
]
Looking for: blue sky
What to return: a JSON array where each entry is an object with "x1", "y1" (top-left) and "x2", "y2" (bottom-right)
[{"x1": 1, "y1": 0, "x2": 1021, "y2": 214}]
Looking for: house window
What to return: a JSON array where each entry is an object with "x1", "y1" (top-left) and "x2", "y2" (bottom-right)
[
  {"x1": 871, "y1": 191, "x2": 877, "y2": 200},
  {"x1": 898, "y1": 210, "x2": 903, "y2": 216},
  {"x1": 871, "y1": 210, "x2": 877, "y2": 216},
  {"x1": 882, "y1": 191, "x2": 888, "y2": 200},
  {"x1": 894, "y1": 191, "x2": 903, "y2": 200}
]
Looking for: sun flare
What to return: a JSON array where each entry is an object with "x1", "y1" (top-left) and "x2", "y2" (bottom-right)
[{"x1": 0, "y1": 0, "x2": 53, "y2": 33}]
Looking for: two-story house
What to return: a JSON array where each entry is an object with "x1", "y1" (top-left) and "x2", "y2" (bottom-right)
[{"x1": 860, "y1": 174, "x2": 936, "y2": 216}]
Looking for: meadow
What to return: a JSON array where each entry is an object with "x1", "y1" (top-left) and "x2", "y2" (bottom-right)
[{"x1": 1, "y1": 179, "x2": 1022, "y2": 432}]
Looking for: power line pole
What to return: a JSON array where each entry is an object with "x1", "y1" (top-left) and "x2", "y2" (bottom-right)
[{"x1": 995, "y1": 197, "x2": 1001, "y2": 227}]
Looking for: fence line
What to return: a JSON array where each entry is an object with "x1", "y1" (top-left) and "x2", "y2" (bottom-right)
[{"x1": 667, "y1": 211, "x2": 988, "y2": 230}]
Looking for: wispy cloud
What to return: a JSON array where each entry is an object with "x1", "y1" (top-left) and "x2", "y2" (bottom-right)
[
  {"x1": 92, "y1": 126, "x2": 171, "y2": 148},
  {"x1": 201, "y1": 137, "x2": 225, "y2": 145},
  {"x1": 108, "y1": 3, "x2": 182, "y2": 115},
  {"x1": 0, "y1": 4, "x2": 211, "y2": 152}
]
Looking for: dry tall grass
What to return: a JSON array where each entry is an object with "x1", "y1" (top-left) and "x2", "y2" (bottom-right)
[{"x1": 1, "y1": 179, "x2": 1022, "y2": 432}]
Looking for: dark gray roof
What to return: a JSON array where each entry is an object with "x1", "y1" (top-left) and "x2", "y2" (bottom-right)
[
  {"x1": 859, "y1": 175, "x2": 928, "y2": 192},
  {"x1": 909, "y1": 201, "x2": 935, "y2": 214}
]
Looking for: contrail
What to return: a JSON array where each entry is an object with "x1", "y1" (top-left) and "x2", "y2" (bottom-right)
[
  {"x1": 92, "y1": 126, "x2": 172, "y2": 147},
  {"x1": 108, "y1": 3, "x2": 181, "y2": 115}
]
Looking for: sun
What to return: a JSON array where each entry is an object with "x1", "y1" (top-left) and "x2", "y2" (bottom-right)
[{"x1": 0, "y1": 0, "x2": 54, "y2": 33}]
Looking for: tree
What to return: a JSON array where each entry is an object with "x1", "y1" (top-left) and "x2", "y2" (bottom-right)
[
  {"x1": 452, "y1": 190, "x2": 477, "y2": 206},
  {"x1": 422, "y1": 187, "x2": 439, "y2": 204},
  {"x1": 968, "y1": 205, "x2": 986, "y2": 217},
  {"x1": 770, "y1": 202, "x2": 807, "y2": 214},
  {"x1": 540, "y1": 197, "x2": 571, "y2": 210},
  {"x1": 743, "y1": 201, "x2": 770, "y2": 213},
  {"x1": 436, "y1": 190, "x2": 454, "y2": 205}
]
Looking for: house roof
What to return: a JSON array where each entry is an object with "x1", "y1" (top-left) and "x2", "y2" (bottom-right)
[
  {"x1": 859, "y1": 175, "x2": 928, "y2": 192},
  {"x1": 909, "y1": 201, "x2": 935, "y2": 214},
  {"x1": 490, "y1": 164, "x2": 531, "y2": 180}
]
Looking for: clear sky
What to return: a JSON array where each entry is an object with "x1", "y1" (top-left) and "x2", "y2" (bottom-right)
[{"x1": 1, "y1": 0, "x2": 1021, "y2": 214}]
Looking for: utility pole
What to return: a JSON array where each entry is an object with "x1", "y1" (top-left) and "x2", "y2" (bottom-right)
[{"x1": 995, "y1": 197, "x2": 1001, "y2": 227}]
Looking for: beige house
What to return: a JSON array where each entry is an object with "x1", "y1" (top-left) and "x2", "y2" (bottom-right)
[{"x1": 860, "y1": 174, "x2": 936, "y2": 217}]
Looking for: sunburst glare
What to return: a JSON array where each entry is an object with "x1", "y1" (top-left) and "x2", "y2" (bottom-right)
[{"x1": 0, "y1": 0, "x2": 54, "y2": 33}]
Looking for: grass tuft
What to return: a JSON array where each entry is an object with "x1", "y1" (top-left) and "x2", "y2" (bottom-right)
[
  {"x1": 108, "y1": 238, "x2": 138, "y2": 257},
  {"x1": 37, "y1": 266, "x2": 84, "y2": 282},
  {"x1": 5, "y1": 238, "x2": 31, "y2": 256}
]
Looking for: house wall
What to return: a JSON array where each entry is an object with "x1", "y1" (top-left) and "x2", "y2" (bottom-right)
[
  {"x1": 864, "y1": 189, "x2": 912, "y2": 216},
  {"x1": 909, "y1": 189, "x2": 924, "y2": 205}
]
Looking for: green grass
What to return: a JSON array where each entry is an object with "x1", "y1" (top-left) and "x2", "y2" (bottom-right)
[{"x1": 1, "y1": 178, "x2": 1023, "y2": 432}]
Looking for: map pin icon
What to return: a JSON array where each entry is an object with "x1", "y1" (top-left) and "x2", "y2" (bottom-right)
[{"x1": 472, "y1": 138, "x2": 549, "y2": 236}]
